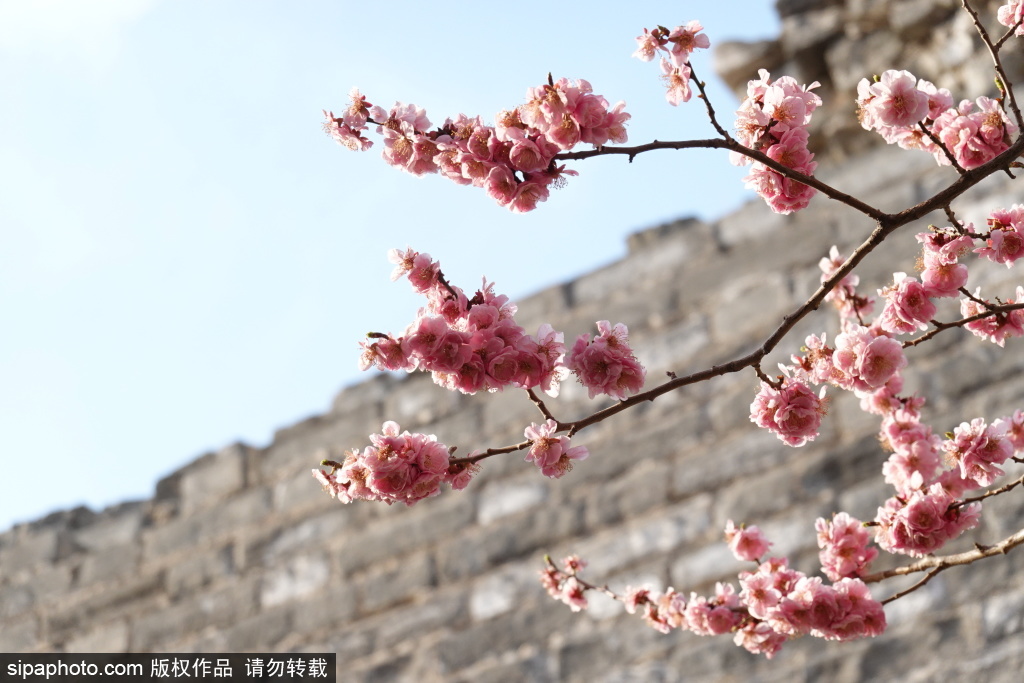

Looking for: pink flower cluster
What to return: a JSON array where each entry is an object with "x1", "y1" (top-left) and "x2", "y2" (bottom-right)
[
  {"x1": 524, "y1": 420, "x2": 589, "y2": 478},
  {"x1": 545, "y1": 532, "x2": 886, "y2": 658},
  {"x1": 738, "y1": 558, "x2": 886, "y2": 645},
  {"x1": 724, "y1": 520, "x2": 772, "y2": 562},
  {"x1": 977, "y1": 204, "x2": 1024, "y2": 267},
  {"x1": 999, "y1": 0, "x2": 1024, "y2": 35},
  {"x1": 322, "y1": 87, "x2": 374, "y2": 151},
  {"x1": 566, "y1": 321, "x2": 646, "y2": 400},
  {"x1": 732, "y1": 70, "x2": 821, "y2": 214},
  {"x1": 539, "y1": 555, "x2": 589, "y2": 612},
  {"x1": 632, "y1": 21, "x2": 710, "y2": 105},
  {"x1": 879, "y1": 404, "x2": 943, "y2": 495},
  {"x1": 961, "y1": 286, "x2": 1024, "y2": 346},
  {"x1": 359, "y1": 248, "x2": 567, "y2": 396},
  {"x1": 916, "y1": 230, "x2": 972, "y2": 297},
  {"x1": 831, "y1": 325, "x2": 907, "y2": 392},
  {"x1": 857, "y1": 70, "x2": 1017, "y2": 170},
  {"x1": 312, "y1": 421, "x2": 473, "y2": 506},
  {"x1": 944, "y1": 417, "x2": 1016, "y2": 487},
  {"x1": 819, "y1": 246, "x2": 875, "y2": 320},
  {"x1": 875, "y1": 483, "x2": 981, "y2": 557},
  {"x1": 877, "y1": 272, "x2": 937, "y2": 334},
  {"x1": 324, "y1": 80, "x2": 629, "y2": 212},
  {"x1": 750, "y1": 377, "x2": 828, "y2": 447},
  {"x1": 816, "y1": 513, "x2": 879, "y2": 581}
]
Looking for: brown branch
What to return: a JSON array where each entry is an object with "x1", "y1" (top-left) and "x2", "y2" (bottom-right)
[
  {"x1": 862, "y1": 527, "x2": 1024, "y2": 584},
  {"x1": 881, "y1": 567, "x2": 943, "y2": 605},
  {"x1": 961, "y1": 0, "x2": 1023, "y2": 127},
  {"x1": 994, "y1": 17, "x2": 1024, "y2": 50},
  {"x1": 459, "y1": 129, "x2": 1024, "y2": 459},
  {"x1": 956, "y1": 473, "x2": 1024, "y2": 507},
  {"x1": 527, "y1": 388, "x2": 557, "y2": 422},
  {"x1": 919, "y1": 121, "x2": 965, "y2": 174},
  {"x1": 555, "y1": 138, "x2": 887, "y2": 222},
  {"x1": 689, "y1": 62, "x2": 732, "y2": 141},
  {"x1": 903, "y1": 301, "x2": 1024, "y2": 347}
]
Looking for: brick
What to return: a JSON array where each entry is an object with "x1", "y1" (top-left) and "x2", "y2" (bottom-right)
[
  {"x1": 73, "y1": 506, "x2": 143, "y2": 551},
  {"x1": 260, "y1": 552, "x2": 330, "y2": 608},
  {"x1": 469, "y1": 564, "x2": 536, "y2": 622},
  {"x1": 0, "y1": 614, "x2": 39, "y2": 651},
  {"x1": 65, "y1": 620, "x2": 130, "y2": 652},
  {"x1": 477, "y1": 480, "x2": 548, "y2": 525},
  {"x1": 358, "y1": 551, "x2": 435, "y2": 614},
  {"x1": 165, "y1": 543, "x2": 235, "y2": 598},
  {"x1": 0, "y1": 527, "x2": 58, "y2": 576},
  {"x1": 76, "y1": 541, "x2": 140, "y2": 587},
  {"x1": 47, "y1": 572, "x2": 165, "y2": 644},
  {"x1": 142, "y1": 487, "x2": 271, "y2": 561},
  {"x1": 131, "y1": 578, "x2": 259, "y2": 651},
  {"x1": 179, "y1": 443, "x2": 249, "y2": 515}
]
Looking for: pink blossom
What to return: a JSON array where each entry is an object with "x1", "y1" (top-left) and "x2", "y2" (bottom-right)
[
  {"x1": 724, "y1": 520, "x2": 772, "y2": 562},
  {"x1": 685, "y1": 586, "x2": 743, "y2": 636},
  {"x1": 738, "y1": 571, "x2": 782, "y2": 621},
  {"x1": 322, "y1": 109, "x2": 373, "y2": 151},
  {"x1": 524, "y1": 419, "x2": 589, "y2": 478},
  {"x1": 816, "y1": 513, "x2": 878, "y2": 581},
  {"x1": 823, "y1": 578, "x2": 887, "y2": 641},
  {"x1": 998, "y1": 0, "x2": 1024, "y2": 35},
  {"x1": 750, "y1": 378, "x2": 828, "y2": 447},
  {"x1": 1005, "y1": 409, "x2": 1024, "y2": 451},
  {"x1": 666, "y1": 21, "x2": 710, "y2": 64},
  {"x1": 916, "y1": 230, "x2": 973, "y2": 297},
  {"x1": 358, "y1": 334, "x2": 411, "y2": 372},
  {"x1": 632, "y1": 28, "x2": 661, "y2": 62},
  {"x1": 878, "y1": 272, "x2": 936, "y2": 334},
  {"x1": 866, "y1": 70, "x2": 931, "y2": 128},
  {"x1": 560, "y1": 577, "x2": 588, "y2": 612},
  {"x1": 623, "y1": 586, "x2": 652, "y2": 614},
  {"x1": 961, "y1": 286, "x2": 1024, "y2": 346},
  {"x1": 567, "y1": 321, "x2": 646, "y2": 400},
  {"x1": 944, "y1": 417, "x2": 1015, "y2": 487},
  {"x1": 977, "y1": 205, "x2": 1024, "y2": 267},
  {"x1": 733, "y1": 621, "x2": 787, "y2": 659},
  {"x1": 875, "y1": 483, "x2": 981, "y2": 556},
  {"x1": 932, "y1": 98, "x2": 1017, "y2": 169},
  {"x1": 881, "y1": 435, "x2": 942, "y2": 495},
  {"x1": 832, "y1": 326, "x2": 907, "y2": 391},
  {"x1": 660, "y1": 58, "x2": 693, "y2": 105},
  {"x1": 643, "y1": 589, "x2": 686, "y2": 634},
  {"x1": 312, "y1": 422, "x2": 451, "y2": 506},
  {"x1": 820, "y1": 246, "x2": 875, "y2": 319}
]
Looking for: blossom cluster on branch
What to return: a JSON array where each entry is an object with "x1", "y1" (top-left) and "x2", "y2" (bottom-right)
[
  {"x1": 323, "y1": 77, "x2": 629, "y2": 212},
  {"x1": 318, "y1": 0, "x2": 1024, "y2": 661}
]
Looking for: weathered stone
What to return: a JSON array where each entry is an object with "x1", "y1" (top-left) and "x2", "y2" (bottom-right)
[{"x1": 179, "y1": 443, "x2": 249, "y2": 515}]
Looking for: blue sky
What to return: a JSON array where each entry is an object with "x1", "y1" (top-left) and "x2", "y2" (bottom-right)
[{"x1": 0, "y1": 1, "x2": 779, "y2": 531}]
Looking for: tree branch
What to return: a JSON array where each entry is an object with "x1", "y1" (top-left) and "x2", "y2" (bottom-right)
[{"x1": 862, "y1": 527, "x2": 1024, "y2": 584}]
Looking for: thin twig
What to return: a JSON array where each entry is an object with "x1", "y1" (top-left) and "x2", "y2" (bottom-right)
[
  {"x1": 881, "y1": 568, "x2": 943, "y2": 605},
  {"x1": 689, "y1": 62, "x2": 732, "y2": 140},
  {"x1": 920, "y1": 121, "x2": 965, "y2": 174},
  {"x1": 961, "y1": 0, "x2": 1023, "y2": 127},
  {"x1": 862, "y1": 527, "x2": 1024, "y2": 583},
  {"x1": 903, "y1": 301, "x2": 1024, "y2": 347},
  {"x1": 994, "y1": 18, "x2": 1024, "y2": 50},
  {"x1": 527, "y1": 388, "x2": 557, "y2": 422},
  {"x1": 955, "y1": 473, "x2": 1024, "y2": 507}
]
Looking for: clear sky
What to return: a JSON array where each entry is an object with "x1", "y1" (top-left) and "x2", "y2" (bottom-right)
[{"x1": 0, "y1": 0, "x2": 779, "y2": 531}]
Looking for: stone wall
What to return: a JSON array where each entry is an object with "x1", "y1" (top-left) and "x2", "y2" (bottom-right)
[{"x1": 3, "y1": 1, "x2": 1024, "y2": 681}]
